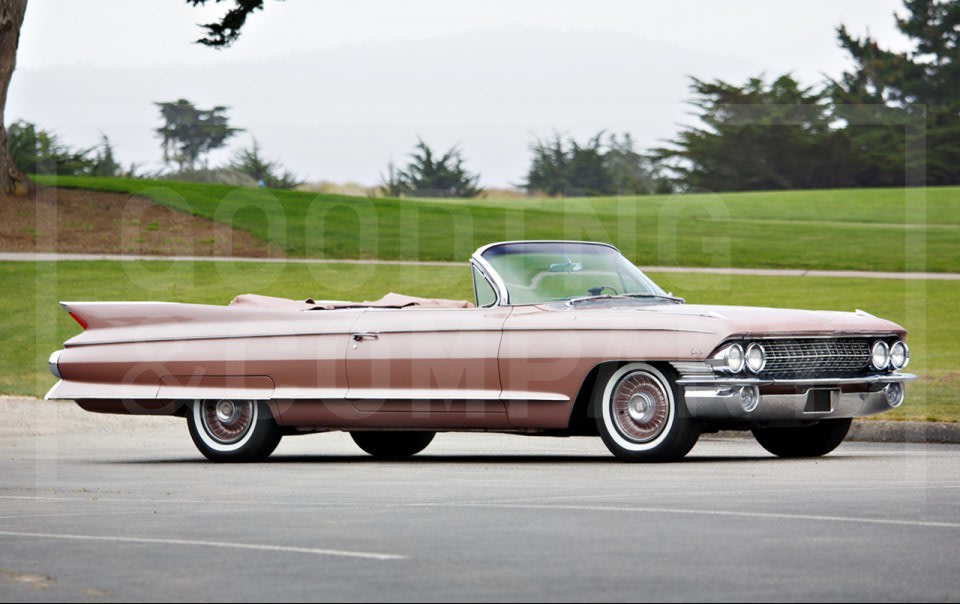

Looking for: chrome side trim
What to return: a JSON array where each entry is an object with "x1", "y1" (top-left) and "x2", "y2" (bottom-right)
[
  {"x1": 344, "y1": 388, "x2": 566, "y2": 402},
  {"x1": 46, "y1": 381, "x2": 567, "y2": 403},
  {"x1": 44, "y1": 380, "x2": 63, "y2": 401},
  {"x1": 346, "y1": 388, "x2": 503, "y2": 401},
  {"x1": 45, "y1": 380, "x2": 161, "y2": 401},
  {"x1": 670, "y1": 361, "x2": 714, "y2": 376},
  {"x1": 65, "y1": 320, "x2": 505, "y2": 347},
  {"x1": 500, "y1": 390, "x2": 570, "y2": 402}
]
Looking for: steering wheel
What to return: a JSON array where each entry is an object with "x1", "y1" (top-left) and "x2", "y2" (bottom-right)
[{"x1": 588, "y1": 285, "x2": 619, "y2": 296}]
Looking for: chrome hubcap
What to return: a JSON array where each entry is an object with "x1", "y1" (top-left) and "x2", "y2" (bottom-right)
[
  {"x1": 201, "y1": 400, "x2": 254, "y2": 445},
  {"x1": 612, "y1": 372, "x2": 670, "y2": 443},
  {"x1": 216, "y1": 400, "x2": 240, "y2": 424},
  {"x1": 627, "y1": 393, "x2": 656, "y2": 424}
]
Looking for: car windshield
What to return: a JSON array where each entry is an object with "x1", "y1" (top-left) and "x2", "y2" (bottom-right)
[{"x1": 480, "y1": 242, "x2": 670, "y2": 305}]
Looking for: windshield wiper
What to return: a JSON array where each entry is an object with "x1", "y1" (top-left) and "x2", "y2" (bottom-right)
[
  {"x1": 565, "y1": 293, "x2": 684, "y2": 307},
  {"x1": 565, "y1": 294, "x2": 620, "y2": 307},
  {"x1": 619, "y1": 293, "x2": 685, "y2": 304}
]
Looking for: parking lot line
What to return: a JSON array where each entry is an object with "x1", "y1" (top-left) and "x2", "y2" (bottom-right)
[{"x1": 0, "y1": 530, "x2": 406, "y2": 560}]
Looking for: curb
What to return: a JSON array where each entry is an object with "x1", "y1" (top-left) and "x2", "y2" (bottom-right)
[
  {"x1": 710, "y1": 420, "x2": 960, "y2": 445},
  {"x1": 846, "y1": 420, "x2": 960, "y2": 444}
]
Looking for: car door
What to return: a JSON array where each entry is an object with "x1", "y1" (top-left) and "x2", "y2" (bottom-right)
[
  {"x1": 263, "y1": 308, "x2": 362, "y2": 426},
  {"x1": 345, "y1": 307, "x2": 511, "y2": 428}
]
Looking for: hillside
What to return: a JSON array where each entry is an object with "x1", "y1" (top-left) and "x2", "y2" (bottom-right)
[
  {"x1": 0, "y1": 186, "x2": 273, "y2": 257},
  {"x1": 34, "y1": 175, "x2": 960, "y2": 273}
]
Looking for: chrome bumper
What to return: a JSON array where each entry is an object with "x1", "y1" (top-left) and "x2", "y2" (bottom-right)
[{"x1": 671, "y1": 362, "x2": 917, "y2": 421}]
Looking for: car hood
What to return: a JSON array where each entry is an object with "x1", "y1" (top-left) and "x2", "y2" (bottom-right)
[
  {"x1": 644, "y1": 303, "x2": 903, "y2": 337},
  {"x1": 523, "y1": 302, "x2": 905, "y2": 338}
]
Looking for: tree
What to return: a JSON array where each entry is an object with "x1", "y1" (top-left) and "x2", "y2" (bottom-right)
[
  {"x1": 228, "y1": 137, "x2": 302, "y2": 189},
  {"x1": 90, "y1": 134, "x2": 122, "y2": 177},
  {"x1": 384, "y1": 138, "x2": 483, "y2": 198},
  {"x1": 380, "y1": 161, "x2": 402, "y2": 197},
  {"x1": 0, "y1": 0, "x2": 270, "y2": 195},
  {"x1": 9, "y1": 120, "x2": 96, "y2": 175},
  {"x1": 652, "y1": 74, "x2": 854, "y2": 192},
  {"x1": 832, "y1": 0, "x2": 960, "y2": 185},
  {"x1": 524, "y1": 132, "x2": 613, "y2": 196},
  {"x1": 188, "y1": 0, "x2": 266, "y2": 47},
  {"x1": 603, "y1": 133, "x2": 672, "y2": 194},
  {"x1": 155, "y1": 99, "x2": 241, "y2": 172},
  {"x1": 523, "y1": 133, "x2": 571, "y2": 196},
  {"x1": 522, "y1": 131, "x2": 668, "y2": 196},
  {"x1": 0, "y1": 0, "x2": 30, "y2": 195},
  {"x1": 9, "y1": 120, "x2": 127, "y2": 177}
]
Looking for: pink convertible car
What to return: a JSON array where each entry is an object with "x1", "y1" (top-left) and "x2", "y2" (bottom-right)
[{"x1": 46, "y1": 241, "x2": 914, "y2": 462}]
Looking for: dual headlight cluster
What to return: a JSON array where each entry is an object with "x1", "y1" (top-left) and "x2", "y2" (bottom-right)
[
  {"x1": 713, "y1": 343, "x2": 767, "y2": 374},
  {"x1": 712, "y1": 339, "x2": 909, "y2": 374},
  {"x1": 871, "y1": 340, "x2": 910, "y2": 371}
]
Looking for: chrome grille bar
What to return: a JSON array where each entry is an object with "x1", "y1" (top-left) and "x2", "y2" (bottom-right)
[{"x1": 760, "y1": 338, "x2": 871, "y2": 378}]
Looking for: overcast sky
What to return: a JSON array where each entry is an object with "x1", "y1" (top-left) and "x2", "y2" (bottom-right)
[{"x1": 9, "y1": 0, "x2": 911, "y2": 187}]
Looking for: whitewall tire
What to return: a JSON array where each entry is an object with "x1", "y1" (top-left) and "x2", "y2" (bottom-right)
[
  {"x1": 187, "y1": 400, "x2": 283, "y2": 462},
  {"x1": 594, "y1": 363, "x2": 701, "y2": 462}
]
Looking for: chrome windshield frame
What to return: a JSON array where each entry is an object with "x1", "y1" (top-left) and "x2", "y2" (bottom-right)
[{"x1": 471, "y1": 240, "x2": 652, "y2": 307}]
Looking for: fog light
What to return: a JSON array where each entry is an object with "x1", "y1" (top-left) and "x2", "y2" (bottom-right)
[
  {"x1": 739, "y1": 385, "x2": 760, "y2": 413},
  {"x1": 883, "y1": 383, "x2": 904, "y2": 408}
]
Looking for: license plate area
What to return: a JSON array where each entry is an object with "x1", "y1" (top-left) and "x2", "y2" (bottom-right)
[{"x1": 804, "y1": 389, "x2": 838, "y2": 414}]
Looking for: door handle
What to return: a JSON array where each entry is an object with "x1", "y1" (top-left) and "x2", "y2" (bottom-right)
[{"x1": 352, "y1": 332, "x2": 380, "y2": 341}]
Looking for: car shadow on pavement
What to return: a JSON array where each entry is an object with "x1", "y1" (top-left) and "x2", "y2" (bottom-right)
[{"x1": 99, "y1": 453, "x2": 790, "y2": 465}]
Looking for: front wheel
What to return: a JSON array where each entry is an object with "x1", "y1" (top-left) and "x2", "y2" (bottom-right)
[
  {"x1": 187, "y1": 400, "x2": 283, "y2": 462},
  {"x1": 594, "y1": 363, "x2": 701, "y2": 462},
  {"x1": 751, "y1": 418, "x2": 852, "y2": 458},
  {"x1": 351, "y1": 431, "x2": 435, "y2": 458}
]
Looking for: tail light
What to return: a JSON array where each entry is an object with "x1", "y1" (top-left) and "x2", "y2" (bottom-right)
[{"x1": 68, "y1": 311, "x2": 88, "y2": 330}]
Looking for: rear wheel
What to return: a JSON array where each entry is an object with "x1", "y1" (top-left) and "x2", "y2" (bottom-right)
[
  {"x1": 751, "y1": 418, "x2": 852, "y2": 458},
  {"x1": 594, "y1": 363, "x2": 701, "y2": 462},
  {"x1": 351, "y1": 431, "x2": 435, "y2": 458},
  {"x1": 187, "y1": 400, "x2": 282, "y2": 462}
]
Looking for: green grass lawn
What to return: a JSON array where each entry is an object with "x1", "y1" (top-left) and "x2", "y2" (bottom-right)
[
  {"x1": 3, "y1": 259, "x2": 954, "y2": 421},
  {"x1": 35, "y1": 176, "x2": 960, "y2": 273}
]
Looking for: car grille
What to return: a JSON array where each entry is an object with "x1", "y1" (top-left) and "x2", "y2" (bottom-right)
[{"x1": 760, "y1": 338, "x2": 872, "y2": 378}]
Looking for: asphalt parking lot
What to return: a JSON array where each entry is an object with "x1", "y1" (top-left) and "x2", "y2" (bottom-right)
[{"x1": 1, "y1": 398, "x2": 958, "y2": 602}]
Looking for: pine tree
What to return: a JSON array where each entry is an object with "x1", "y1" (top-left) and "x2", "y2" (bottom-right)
[
  {"x1": 833, "y1": 0, "x2": 960, "y2": 185},
  {"x1": 386, "y1": 138, "x2": 483, "y2": 198}
]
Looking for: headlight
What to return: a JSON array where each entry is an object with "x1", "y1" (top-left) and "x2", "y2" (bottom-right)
[
  {"x1": 890, "y1": 341, "x2": 909, "y2": 370},
  {"x1": 714, "y1": 343, "x2": 745, "y2": 373},
  {"x1": 745, "y1": 343, "x2": 766, "y2": 373},
  {"x1": 870, "y1": 340, "x2": 890, "y2": 370}
]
